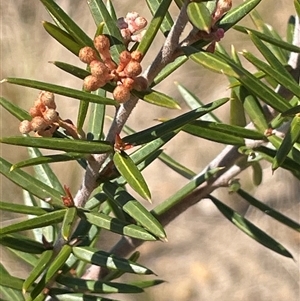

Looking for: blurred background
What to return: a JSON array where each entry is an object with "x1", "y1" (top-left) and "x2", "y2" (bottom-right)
[{"x1": 1, "y1": 1, "x2": 299, "y2": 300}]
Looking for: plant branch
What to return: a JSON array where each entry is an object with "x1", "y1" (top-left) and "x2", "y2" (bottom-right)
[{"x1": 82, "y1": 15, "x2": 300, "y2": 281}]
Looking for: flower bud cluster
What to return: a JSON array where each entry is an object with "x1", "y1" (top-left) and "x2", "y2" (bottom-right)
[
  {"x1": 19, "y1": 91, "x2": 80, "y2": 138},
  {"x1": 191, "y1": 0, "x2": 231, "y2": 52},
  {"x1": 79, "y1": 34, "x2": 148, "y2": 103},
  {"x1": 117, "y1": 12, "x2": 147, "y2": 46}
]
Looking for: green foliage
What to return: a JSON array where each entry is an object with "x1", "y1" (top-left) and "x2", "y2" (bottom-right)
[{"x1": 1, "y1": 1, "x2": 299, "y2": 300}]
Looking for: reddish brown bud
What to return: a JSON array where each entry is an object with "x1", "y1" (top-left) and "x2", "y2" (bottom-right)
[
  {"x1": 31, "y1": 116, "x2": 48, "y2": 132},
  {"x1": 94, "y1": 35, "x2": 110, "y2": 53},
  {"x1": 29, "y1": 106, "x2": 43, "y2": 117},
  {"x1": 117, "y1": 51, "x2": 132, "y2": 72},
  {"x1": 122, "y1": 77, "x2": 135, "y2": 90},
  {"x1": 19, "y1": 120, "x2": 32, "y2": 134},
  {"x1": 43, "y1": 108, "x2": 59, "y2": 123},
  {"x1": 39, "y1": 91, "x2": 56, "y2": 109},
  {"x1": 131, "y1": 50, "x2": 143, "y2": 63},
  {"x1": 113, "y1": 85, "x2": 131, "y2": 103},
  {"x1": 123, "y1": 60, "x2": 142, "y2": 78},
  {"x1": 83, "y1": 75, "x2": 106, "y2": 91},
  {"x1": 79, "y1": 46, "x2": 98, "y2": 64},
  {"x1": 89, "y1": 60, "x2": 109, "y2": 78}
]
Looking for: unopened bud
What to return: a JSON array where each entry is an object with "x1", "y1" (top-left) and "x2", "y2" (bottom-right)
[
  {"x1": 113, "y1": 85, "x2": 131, "y2": 103},
  {"x1": 122, "y1": 77, "x2": 135, "y2": 90},
  {"x1": 213, "y1": 0, "x2": 232, "y2": 22},
  {"x1": 89, "y1": 60, "x2": 109, "y2": 78},
  {"x1": 31, "y1": 116, "x2": 48, "y2": 132},
  {"x1": 39, "y1": 91, "x2": 56, "y2": 109},
  {"x1": 131, "y1": 51, "x2": 143, "y2": 63},
  {"x1": 83, "y1": 75, "x2": 106, "y2": 91},
  {"x1": 94, "y1": 35, "x2": 110, "y2": 53},
  {"x1": 79, "y1": 46, "x2": 98, "y2": 64},
  {"x1": 43, "y1": 108, "x2": 59, "y2": 123},
  {"x1": 123, "y1": 60, "x2": 142, "y2": 78},
  {"x1": 19, "y1": 120, "x2": 32, "y2": 134}
]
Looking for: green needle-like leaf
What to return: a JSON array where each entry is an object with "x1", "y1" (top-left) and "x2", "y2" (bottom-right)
[
  {"x1": 187, "y1": 2, "x2": 212, "y2": 33},
  {"x1": 28, "y1": 147, "x2": 65, "y2": 194},
  {"x1": 137, "y1": 0, "x2": 172, "y2": 56},
  {"x1": 272, "y1": 115, "x2": 300, "y2": 171},
  {"x1": 209, "y1": 195, "x2": 293, "y2": 258},
  {"x1": 0, "y1": 96, "x2": 31, "y2": 121},
  {"x1": 234, "y1": 25, "x2": 300, "y2": 53},
  {"x1": 11, "y1": 152, "x2": 86, "y2": 170},
  {"x1": 242, "y1": 50, "x2": 300, "y2": 99},
  {"x1": 183, "y1": 120, "x2": 264, "y2": 145},
  {"x1": 146, "y1": 0, "x2": 173, "y2": 34},
  {"x1": 72, "y1": 246, "x2": 154, "y2": 275},
  {"x1": 42, "y1": 21, "x2": 82, "y2": 55},
  {"x1": 237, "y1": 189, "x2": 300, "y2": 232},
  {"x1": 0, "y1": 157, "x2": 63, "y2": 206},
  {"x1": 133, "y1": 89, "x2": 181, "y2": 110},
  {"x1": 123, "y1": 97, "x2": 229, "y2": 145},
  {"x1": 113, "y1": 151, "x2": 151, "y2": 201},
  {"x1": 51, "y1": 61, "x2": 90, "y2": 79},
  {"x1": 82, "y1": 211, "x2": 157, "y2": 241},
  {"x1": 2, "y1": 78, "x2": 117, "y2": 106},
  {"x1": 0, "y1": 201, "x2": 49, "y2": 216},
  {"x1": 0, "y1": 234, "x2": 46, "y2": 254},
  {"x1": 1, "y1": 136, "x2": 112, "y2": 154},
  {"x1": 103, "y1": 182, "x2": 166, "y2": 239},
  {"x1": 57, "y1": 275, "x2": 144, "y2": 294},
  {"x1": 0, "y1": 210, "x2": 66, "y2": 236},
  {"x1": 40, "y1": 0, "x2": 93, "y2": 47},
  {"x1": 22, "y1": 250, "x2": 54, "y2": 294},
  {"x1": 0, "y1": 274, "x2": 24, "y2": 291},
  {"x1": 61, "y1": 207, "x2": 78, "y2": 241}
]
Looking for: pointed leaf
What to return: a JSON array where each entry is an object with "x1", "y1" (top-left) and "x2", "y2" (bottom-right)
[
  {"x1": 175, "y1": 82, "x2": 220, "y2": 121},
  {"x1": 57, "y1": 275, "x2": 143, "y2": 294},
  {"x1": 51, "y1": 61, "x2": 90, "y2": 79},
  {"x1": 0, "y1": 274, "x2": 24, "y2": 291},
  {"x1": 0, "y1": 210, "x2": 66, "y2": 236},
  {"x1": 234, "y1": 25, "x2": 300, "y2": 53},
  {"x1": 153, "y1": 167, "x2": 222, "y2": 216},
  {"x1": 146, "y1": 0, "x2": 173, "y2": 34},
  {"x1": 11, "y1": 152, "x2": 86, "y2": 170},
  {"x1": 72, "y1": 246, "x2": 153, "y2": 275},
  {"x1": 103, "y1": 182, "x2": 166, "y2": 239},
  {"x1": 183, "y1": 120, "x2": 264, "y2": 145},
  {"x1": 40, "y1": 0, "x2": 93, "y2": 47},
  {"x1": 0, "y1": 201, "x2": 49, "y2": 216},
  {"x1": 137, "y1": 0, "x2": 172, "y2": 56},
  {"x1": 209, "y1": 195, "x2": 293, "y2": 258},
  {"x1": 113, "y1": 151, "x2": 151, "y2": 201},
  {"x1": 0, "y1": 234, "x2": 45, "y2": 254},
  {"x1": 61, "y1": 207, "x2": 78, "y2": 241},
  {"x1": 242, "y1": 50, "x2": 300, "y2": 99},
  {"x1": 272, "y1": 115, "x2": 300, "y2": 171},
  {"x1": 82, "y1": 211, "x2": 157, "y2": 241},
  {"x1": 2, "y1": 78, "x2": 117, "y2": 106},
  {"x1": 218, "y1": 0, "x2": 262, "y2": 31},
  {"x1": 28, "y1": 147, "x2": 65, "y2": 193},
  {"x1": 123, "y1": 97, "x2": 229, "y2": 145},
  {"x1": 22, "y1": 250, "x2": 53, "y2": 294},
  {"x1": 128, "y1": 279, "x2": 165, "y2": 289},
  {"x1": 237, "y1": 189, "x2": 300, "y2": 232},
  {"x1": 189, "y1": 51, "x2": 291, "y2": 113},
  {"x1": 1, "y1": 136, "x2": 112, "y2": 154},
  {"x1": 42, "y1": 21, "x2": 82, "y2": 55},
  {"x1": 0, "y1": 96, "x2": 31, "y2": 121},
  {"x1": 133, "y1": 89, "x2": 181, "y2": 110},
  {"x1": 49, "y1": 293, "x2": 118, "y2": 301},
  {"x1": 0, "y1": 157, "x2": 63, "y2": 206},
  {"x1": 187, "y1": 2, "x2": 212, "y2": 33}
]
